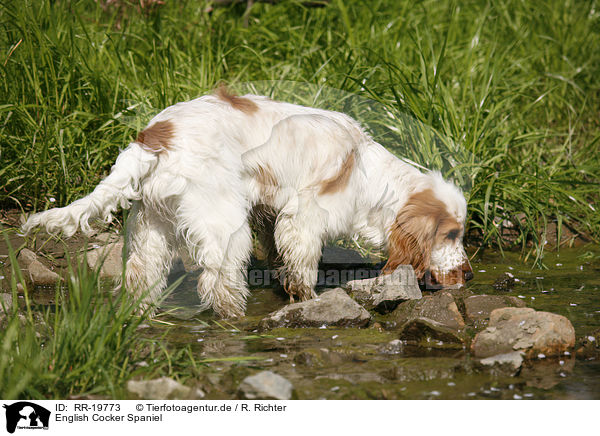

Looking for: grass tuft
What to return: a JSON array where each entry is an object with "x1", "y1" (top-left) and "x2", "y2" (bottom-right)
[{"x1": 0, "y1": 234, "x2": 190, "y2": 399}]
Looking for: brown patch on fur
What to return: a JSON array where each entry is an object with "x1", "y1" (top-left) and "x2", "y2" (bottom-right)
[
  {"x1": 215, "y1": 84, "x2": 258, "y2": 114},
  {"x1": 319, "y1": 152, "x2": 355, "y2": 195},
  {"x1": 136, "y1": 120, "x2": 174, "y2": 152},
  {"x1": 382, "y1": 189, "x2": 459, "y2": 278},
  {"x1": 255, "y1": 164, "x2": 278, "y2": 199}
]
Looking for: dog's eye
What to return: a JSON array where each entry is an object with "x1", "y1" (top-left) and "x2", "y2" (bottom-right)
[{"x1": 446, "y1": 229, "x2": 459, "y2": 240}]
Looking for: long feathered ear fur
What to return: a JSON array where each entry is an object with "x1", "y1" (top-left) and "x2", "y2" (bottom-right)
[{"x1": 382, "y1": 188, "x2": 453, "y2": 277}]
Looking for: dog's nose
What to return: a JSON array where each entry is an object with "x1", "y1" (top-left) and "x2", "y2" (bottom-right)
[{"x1": 461, "y1": 259, "x2": 473, "y2": 282}]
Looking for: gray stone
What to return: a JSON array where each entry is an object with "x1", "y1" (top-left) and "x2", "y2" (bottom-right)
[
  {"x1": 471, "y1": 307, "x2": 576, "y2": 358},
  {"x1": 479, "y1": 351, "x2": 524, "y2": 375},
  {"x1": 0, "y1": 294, "x2": 13, "y2": 323},
  {"x1": 238, "y1": 371, "x2": 293, "y2": 400},
  {"x1": 398, "y1": 318, "x2": 467, "y2": 345},
  {"x1": 387, "y1": 291, "x2": 467, "y2": 346},
  {"x1": 0, "y1": 293, "x2": 13, "y2": 313},
  {"x1": 17, "y1": 248, "x2": 37, "y2": 265},
  {"x1": 344, "y1": 265, "x2": 422, "y2": 311},
  {"x1": 94, "y1": 232, "x2": 121, "y2": 244},
  {"x1": 464, "y1": 295, "x2": 526, "y2": 323},
  {"x1": 127, "y1": 376, "x2": 205, "y2": 400},
  {"x1": 259, "y1": 288, "x2": 371, "y2": 330},
  {"x1": 389, "y1": 291, "x2": 465, "y2": 331},
  {"x1": 18, "y1": 248, "x2": 61, "y2": 286},
  {"x1": 27, "y1": 259, "x2": 61, "y2": 286},
  {"x1": 86, "y1": 238, "x2": 124, "y2": 278}
]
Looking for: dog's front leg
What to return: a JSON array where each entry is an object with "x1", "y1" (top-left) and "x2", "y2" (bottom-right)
[{"x1": 273, "y1": 210, "x2": 323, "y2": 302}]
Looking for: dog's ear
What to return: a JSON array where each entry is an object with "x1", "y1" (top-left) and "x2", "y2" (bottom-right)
[{"x1": 382, "y1": 189, "x2": 448, "y2": 277}]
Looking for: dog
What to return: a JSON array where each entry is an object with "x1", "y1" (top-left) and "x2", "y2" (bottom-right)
[{"x1": 22, "y1": 86, "x2": 473, "y2": 318}]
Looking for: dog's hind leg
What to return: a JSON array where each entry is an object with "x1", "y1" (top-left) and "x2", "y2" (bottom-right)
[
  {"x1": 122, "y1": 201, "x2": 176, "y2": 312},
  {"x1": 178, "y1": 190, "x2": 252, "y2": 318}
]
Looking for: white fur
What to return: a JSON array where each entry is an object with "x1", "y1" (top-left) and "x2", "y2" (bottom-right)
[{"x1": 22, "y1": 93, "x2": 469, "y2": 317}]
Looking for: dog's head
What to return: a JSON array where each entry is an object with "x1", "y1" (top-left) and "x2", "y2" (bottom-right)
[{"x1": 382, "y1": 175, "x2": 472, "y2": 289}]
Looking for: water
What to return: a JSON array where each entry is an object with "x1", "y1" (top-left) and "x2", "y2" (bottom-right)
[
  {"x1": 20, "y1": 244, "x2": 597, "y2": 399},
  {"x1": 142, "y1": 245, "x2": 600, "y2": 399}
]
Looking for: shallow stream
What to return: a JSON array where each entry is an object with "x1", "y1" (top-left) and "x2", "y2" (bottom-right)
[{"x1": 143, "y1": 245, "x2": 600, "y2": 400}]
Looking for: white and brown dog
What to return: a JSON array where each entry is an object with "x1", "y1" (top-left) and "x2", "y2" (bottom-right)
[{"x1": 23, "y1": 87, "x2": 473, "y2": 318}]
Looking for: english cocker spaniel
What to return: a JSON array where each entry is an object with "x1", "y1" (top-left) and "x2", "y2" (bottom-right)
[{"x1": 23, "y1": 87, "x2": 473, "y2": 318}]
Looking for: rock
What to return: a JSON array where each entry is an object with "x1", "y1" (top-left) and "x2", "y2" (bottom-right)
[
  {"x1": 480, "y1": 351, "x2": 524, "y2": 368},
  {"x1": 471, "y1": 307, "x2": 575, "y2": 358},
  {"x1": 94, "y1": 232, "x2": 120, "y2": 244},
  {"x1": 18, "y1": 248, "x2": 61, "y2": 286},
  {"x1": 464, "y1": 295, "x2": 526, "y2": 324},
  {"x1": 258, "y1": 288, "x2": 371, "y2": 330},
  {"x1": 0, "y1": 294, "x2": 13, "y2": 324},
  {"x1": 127, "y1": 377, "x2": 205, "y2": 400},
  {"x1": 27, "y1": 259, "x2": 61, "y2": 286},
  {"x1": 575, "y1": 329, "x2": 600, "y2": 359},
  {"x1": 398, "y1": 318, "x2": 467, "y2": 346},
  {"x1": 86, "y1": 238, "x2": 124, "y2": 278},
  {"x1": 542, "y1": 221, "x2": 581, "y2": 247},
  {"x1": 436, "y1": 287, "x2": 474, "y2": 318},
  {"x1": 442, "y1": 287, "x2": 475, "y2": 300},
  {"x1": 386, "y1": 291, "x2": 467, "y2": 346},
  {"x1": 17, "y1": 248, "x2": 37, "y2": 265},
  {"x1": 478, "y1": 351, "x2": 524, "y2": 375},
  {"x1": 344, "y1": 265, "x2": 422, "y2": 311},
  {"x1": 378, "y1": 339, "x2": 404, "y2": 355},
  {"x1": 238, "y1": 371, "x2": 293, "y2": 400},
  {"x1": 389, "y1": 291, "x2": 465, "y2": 330},
  {"x1": 0, "y1": 293, "x2": 13, "y2": 313},
  {"x1": 492, "y1": 272, "x2": 516, "y2": 291}
]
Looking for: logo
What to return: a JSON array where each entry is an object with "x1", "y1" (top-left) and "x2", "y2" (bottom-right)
[{"x1": 2, "y1": 402, "x2": 50, "y2": 434}]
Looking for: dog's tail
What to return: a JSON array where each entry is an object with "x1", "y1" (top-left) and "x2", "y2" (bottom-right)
[{"x1": 22, "y1": 142, "x2": 159, "y2": 237}]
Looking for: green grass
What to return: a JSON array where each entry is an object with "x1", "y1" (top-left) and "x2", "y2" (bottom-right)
[
  {"x1": 0, "y1": 234, "x2": 195, "y2": 399},
  {"x1": 1, "y1": 0, "x2": 599, "y2": 262}
]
